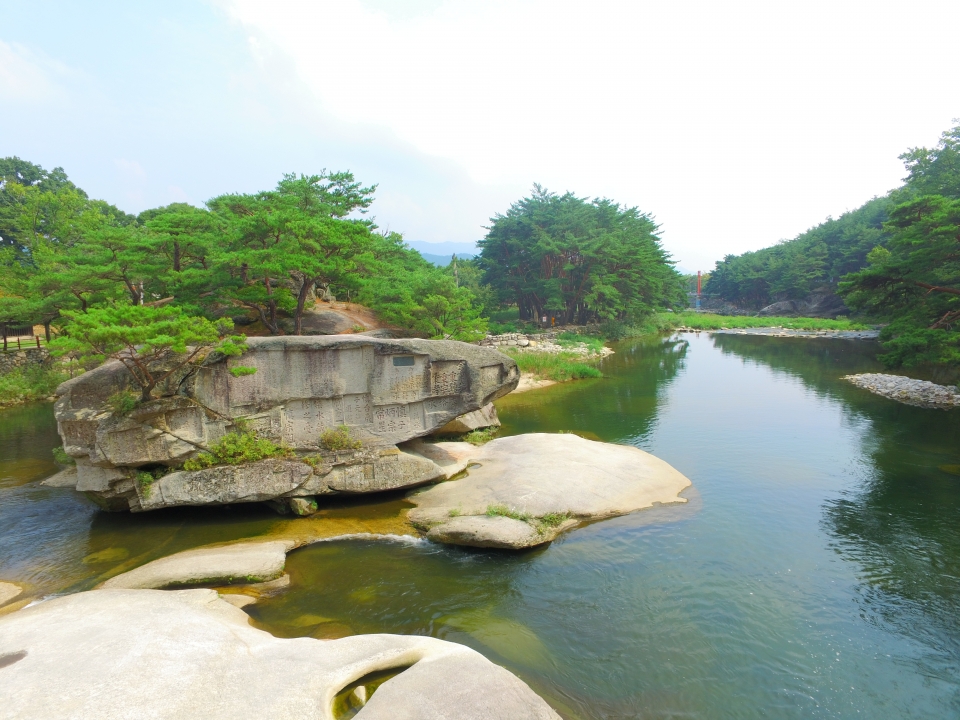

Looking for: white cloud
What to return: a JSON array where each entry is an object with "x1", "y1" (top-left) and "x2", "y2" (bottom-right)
[
  {"x1": 0, "y1": 41, "x2": 63, "y2": 102},
  {"x1": 220, "y1": 0, "x2": 960, "y2": 269}
]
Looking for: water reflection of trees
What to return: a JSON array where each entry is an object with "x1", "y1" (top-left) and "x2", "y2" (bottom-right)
[
  {"x1": 710, "y1": 334, "x2": 885, "y2": 403},
  {"x1": 712, "y1": 333, "x2": 960, "y2": 681},
  {"x1": 823, "y1": 408, "x2": 960, "y2": 679},
  {"x1": 497, "y1": 336, "x2": 688, "y2": 444}
]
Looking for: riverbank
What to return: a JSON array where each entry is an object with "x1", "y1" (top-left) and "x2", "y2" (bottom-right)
[
  {"x1": 0, "y1": 364, "x2": 66, "y2": 408},
  {"x1": 653, "y1": 311, "x2": 871, "y2": 332}
]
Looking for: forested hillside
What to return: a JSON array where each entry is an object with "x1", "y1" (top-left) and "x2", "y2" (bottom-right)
[
  {"x1": 706, "y1": 196, "x2": 890, "y2": 309},
  {"x1": 709, "y1": 123, "x2": 960, "y2": 367}
]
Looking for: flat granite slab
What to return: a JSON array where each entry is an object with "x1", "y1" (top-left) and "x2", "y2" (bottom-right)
[
  {"x1": 0, "y1": 588, "x2": 561, "y2": 720},
  {"x1": 409, "y1": 433, "x2": 692, "y2": 549},
  {"x1": 100, "y1": 541, "x2": 295, "y2": 590}
]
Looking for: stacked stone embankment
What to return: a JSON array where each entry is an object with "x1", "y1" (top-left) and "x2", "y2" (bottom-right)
[
  {"x1": 0, "y1": 346, "x2": 49, "y2": 374},
  {"x1": 843, "y1": 373, "x2": 960, "y2": 409},
  {"x1": 479, "y1": 332, "x2": 613, "y2": 357}
]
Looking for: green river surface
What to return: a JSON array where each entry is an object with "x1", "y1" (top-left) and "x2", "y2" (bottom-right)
[{"x1": 2, "y1": 332, "x2": 960, "y2": 718}]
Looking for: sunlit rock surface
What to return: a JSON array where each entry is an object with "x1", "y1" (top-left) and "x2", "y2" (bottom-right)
[
  {"x1": 0, "y1": 589, "x2": 561, "y2": 720},
  {"x1": 409, "y1": 433, "x2": 692, "y2": 549},
  {"x1": 100, "y1": 541, "x2": 294, "y2": 590},
  {"x1": 54, "y1": 337, "x2": 517, "y2": 512}
]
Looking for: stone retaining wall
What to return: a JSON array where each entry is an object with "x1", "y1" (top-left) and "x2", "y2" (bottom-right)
[{"x1": 0, "y1": 347, "x2": 50, "y2": 374}]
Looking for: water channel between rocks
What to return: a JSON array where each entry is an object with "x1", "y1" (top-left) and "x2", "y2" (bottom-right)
[{"x1": 2, "y1": 333, "x2": 960, "y2": 719}]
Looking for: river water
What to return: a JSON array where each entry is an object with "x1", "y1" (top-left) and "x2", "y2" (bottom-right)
[{"x1": 2, "y1": 333, "x2": 959, "y2": 718}]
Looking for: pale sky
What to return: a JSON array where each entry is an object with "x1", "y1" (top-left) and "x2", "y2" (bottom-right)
[{"x1": 1, "y1": 0, "x2": 957, "y2": 272}]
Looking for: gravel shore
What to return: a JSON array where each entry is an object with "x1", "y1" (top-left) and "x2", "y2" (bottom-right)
[{"x1": 843, "y1": 373, "x2": 960, "y2": 409}]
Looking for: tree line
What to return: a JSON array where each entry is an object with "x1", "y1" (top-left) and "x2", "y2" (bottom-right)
[
  {"x1": 0, "y1": 160, "x2": 485, "y2": 344},
  {"x1": 708, "y1": 123, "x2": 960, "y2": 368},
  {"x1": 0, "y1": 161, "x2": 683, "y2": 369},
  {"x1": 477, "y1": 185, "x2": 684, "y2": 324}
]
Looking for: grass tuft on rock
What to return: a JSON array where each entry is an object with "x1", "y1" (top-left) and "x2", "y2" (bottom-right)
[
  {"x1": 52, "y1": 446, "x2": 75, "y2": 465},
  {"x1": 183, "y1": 430, "x2": 290, "y2": 470},
  {"x1": 320, "y1": 425, "x2": 363, "y2": 451},
  {"x1": 485, "y1": 504, "x2": 532, "y2": 523},
  {"x1": 462, "y1": 427, "x2": 500, "y2": 445}
]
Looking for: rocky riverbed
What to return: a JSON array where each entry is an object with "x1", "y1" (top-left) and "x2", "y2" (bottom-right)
[{"x1": 843, "y1": 373, "x2": 960, "y2": 409}]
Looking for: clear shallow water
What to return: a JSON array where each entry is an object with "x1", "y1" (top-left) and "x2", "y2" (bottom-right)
[{"x1": 2, "y1": 334, "x2": 960, "y2": 718}]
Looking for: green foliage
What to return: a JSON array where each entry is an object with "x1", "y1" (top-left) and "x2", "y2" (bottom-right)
[
  {"x1": 51, "y1": 446, "x2": 74, "y2": 465},
  {"x1": 840, "y1": 194, "x2": 960, "y2": 367},
  {"x1": 228, "y1": 366, "x2": 258, "y2": 378},
  {"x1": 105, "y1": 390, "x2": 140, "y2": 415},
  {"x1": 707, "y1": 121, "x2": 960, "y2": 320},
  {"x1": 462, "y1": 426, "x2": 500, "y2": 445},
  {"x1": 319, "y1": 424, "x2": 363, "y2": 451},
  {"x1": 655, "y1": 312, "x2": 868, "y2": 332},
  {"x1": 355, "y1": 233, "x2": 487, "y2": 340},
  {"x1": 208, "y1": 171, "x2": 377, "y2": 335},
  {"x1": 504, "y1": 349, "x2": 603, "y2": 382},
  {"x1": 555, "y1": 331, "x2": 606, "y2": 353},
  {"x1": 706, "y1": 196, "x2": 890, "y2": 309},
  {"x1": 0, "y1": 364, "x2": 68, "y2": 406},
  {"x1": 479, "y1": 186, "x2": 685, "y2": 324},
  {"x1": 538, "y1": 512, "x2": 571, "y2": 528},
  {"x1": 485, "y1": 504, "x2": 531, "y2": 522},
  {"x1": 183, "y1": 430, "x2": 289, "y2": 470},
  {"x1": 50, "y1": 304, "x2": 247, "y2": 401}
]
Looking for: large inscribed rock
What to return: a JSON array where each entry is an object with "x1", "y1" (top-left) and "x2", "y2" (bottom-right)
[{"x1": 55, "y1": 336, "x2": 517, "y2": 512}]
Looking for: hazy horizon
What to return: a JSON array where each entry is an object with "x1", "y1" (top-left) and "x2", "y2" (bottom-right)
[{"x1": 2, "y1": 0, "x2": 958, "y2": 272}]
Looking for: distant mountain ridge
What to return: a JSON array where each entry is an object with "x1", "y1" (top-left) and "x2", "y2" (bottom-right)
[{"x1": 407, "y1": 240, "x2": 477, "y2": 266}]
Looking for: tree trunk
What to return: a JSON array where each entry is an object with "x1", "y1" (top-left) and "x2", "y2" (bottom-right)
[{"x1": 293, "y1": 275, "x2": 315, "y2": 336}]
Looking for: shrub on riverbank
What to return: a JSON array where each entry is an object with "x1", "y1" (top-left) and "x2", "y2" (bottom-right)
[
  {"x1": 0, "y1": 365, "x2": 68, "y2": 407},
  {"x1": 504, "y1": 349, "x2": 603, "y2": 382}
]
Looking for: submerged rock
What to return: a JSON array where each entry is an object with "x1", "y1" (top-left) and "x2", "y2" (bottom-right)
[
  {"x1": 0, "y1": 582, "x2": 23, "y2": 608},
  {"x1": 101, "y1": 540, "x2": 294, "y2": 590},
  {"x1": 0, "y1": 588, "x2": 561, "y2": 719},
  {"x1": 55, "y1": 336, "x2": 518, "y2": 512},
  {"x1": 409, "y1": 433, "x2": 692, "y2": 549}
]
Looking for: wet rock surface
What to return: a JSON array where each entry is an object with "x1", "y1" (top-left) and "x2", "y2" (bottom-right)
[
  {"x1": 0, "y1": 588, "x2": 561, "y2": 720},
  {"x1": 409, "y1": 433, "x2": 692, "y2": 549},
  {"x1": 100, "y1": 541, "x2": 294, "y2": 590},
  {"x1": 0, "y1": 582, "x2": 22, "y2": 608},
  {"x1": 843, "y1": 373, "x2": 960, "y2": 409},
  {"x1": 55, "y1": 336, "x2": 518, "y2": 511}
]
